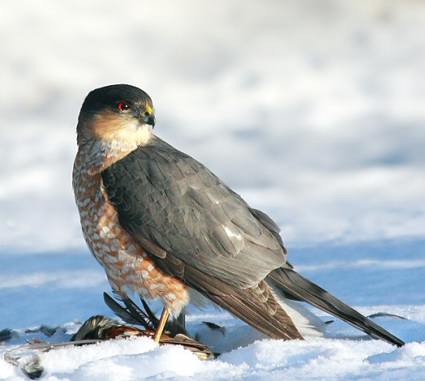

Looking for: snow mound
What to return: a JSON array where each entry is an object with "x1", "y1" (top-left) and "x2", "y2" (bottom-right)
[
  {"x1": 2, "y1": 335, "x2": 425, "y2": 380},
  {"x1": 2, "y1": 311, "x2": 425, "y2": 380}
]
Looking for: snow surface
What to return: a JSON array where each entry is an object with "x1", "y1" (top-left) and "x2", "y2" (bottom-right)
[
  {"x1": 1, "y1": 242, "x2": 424, "y2": 380},
  {"x1": 1, "y1": 0, "x2": 425, "y2": 380}
]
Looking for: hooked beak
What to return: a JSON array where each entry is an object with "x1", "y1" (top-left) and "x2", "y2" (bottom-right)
[
  {"x1": 143, "y1": 114, "x2": 155, "y2": 127},
  {"x1": 139, "y1": 104, "x2": 155, "y2": 127}
]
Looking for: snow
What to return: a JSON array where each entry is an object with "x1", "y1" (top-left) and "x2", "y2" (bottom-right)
[
  {"x1": 1, "y1": 0, "x2": 425, "y2": 380},
  {"x1": 2, "y1": 325, "x2": 425, "y2": 380},
  {"x1": 2, "y1": 241, "x2": 424, "y2": 380}
]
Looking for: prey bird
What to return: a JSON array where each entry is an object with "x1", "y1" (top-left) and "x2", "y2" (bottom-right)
[{"x1": 73, "y1": 84, "x2": 404, "y2": 346}]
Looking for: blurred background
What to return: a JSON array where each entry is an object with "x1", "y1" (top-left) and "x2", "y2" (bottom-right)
[
  {"x1": 0, "y1": 0, "x2": 424, "y2": 326},
  {"x1": 1, "y1": 0, "x2": 425, "y2": 251}
]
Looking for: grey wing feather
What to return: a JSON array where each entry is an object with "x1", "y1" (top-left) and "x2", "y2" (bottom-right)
[
  {"x1": 249, "y1": 208, "x2": 286, "y2": 250},
  {"x1": 101, "y1": 136, "x2": 287, "y2": 289}
]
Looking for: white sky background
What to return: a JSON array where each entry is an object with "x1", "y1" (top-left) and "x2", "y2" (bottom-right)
[{"x1": 0, "y1": 0, "x2": 424, "y2": 251}]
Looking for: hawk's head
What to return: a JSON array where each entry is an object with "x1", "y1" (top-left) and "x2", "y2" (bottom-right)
[{"x1": 77, "y1": 84, "x2": 155, "y2": 146}]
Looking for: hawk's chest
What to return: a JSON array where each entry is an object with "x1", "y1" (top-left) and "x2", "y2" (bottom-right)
[
  {"x1": 72, "y1": 152, "x2": 188, "y2": 315},
  {"x1": 73, "y1": 164, "x2": 143, "y2": 287}
]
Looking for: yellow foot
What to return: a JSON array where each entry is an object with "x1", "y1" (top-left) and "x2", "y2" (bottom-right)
[{"x1": 153, "y1": 307, "x2": 170, "y2": 343}]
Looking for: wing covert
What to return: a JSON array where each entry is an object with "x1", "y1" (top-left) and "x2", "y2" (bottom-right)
[{"x1": 101, "y1": 136, "x2": 287, "y2": 288}]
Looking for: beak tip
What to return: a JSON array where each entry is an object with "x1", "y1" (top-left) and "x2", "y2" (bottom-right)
[{"x1": 143, "y1": 115, "x2": 155, "y2": 127}]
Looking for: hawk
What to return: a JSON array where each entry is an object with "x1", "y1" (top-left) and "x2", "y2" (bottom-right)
[{"x1": 73, "y1": 84, "x2": 403, "y2": 346}]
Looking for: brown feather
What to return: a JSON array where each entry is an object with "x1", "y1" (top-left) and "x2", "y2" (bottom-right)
[{"x1": 184, "y1": 266, "x2": 303, "y2": 340}]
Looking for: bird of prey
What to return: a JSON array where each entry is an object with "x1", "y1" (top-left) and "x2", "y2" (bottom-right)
[{"x1": 73, "y1": 84, "x2": 404, "y2": 347}]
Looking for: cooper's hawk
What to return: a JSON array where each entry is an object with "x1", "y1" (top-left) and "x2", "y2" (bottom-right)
[{"x1": 73, "y1": 84, "x2": 403, "y2": 346}]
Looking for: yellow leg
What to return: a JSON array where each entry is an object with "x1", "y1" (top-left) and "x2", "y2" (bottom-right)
[{"x1": 153, "y1": 307, "x2": 170, "y2": 343}]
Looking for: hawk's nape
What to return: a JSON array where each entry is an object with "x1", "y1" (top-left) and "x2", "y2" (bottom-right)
[{"x1": 101, "y1": 135, "x2": 404, "y2": 347}]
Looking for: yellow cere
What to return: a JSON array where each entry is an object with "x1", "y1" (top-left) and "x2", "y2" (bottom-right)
[{"x1": 145, "y1": 105, "x2": 154, "y2": 115}]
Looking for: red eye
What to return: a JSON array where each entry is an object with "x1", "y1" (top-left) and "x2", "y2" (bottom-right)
[{"x1": 117, "y1": 102, "x2": 130, "y2": 112}]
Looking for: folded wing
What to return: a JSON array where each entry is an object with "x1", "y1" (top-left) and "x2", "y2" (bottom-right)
[{"x1": 101, "y1": 136, "x2": 287, "y2": 289}]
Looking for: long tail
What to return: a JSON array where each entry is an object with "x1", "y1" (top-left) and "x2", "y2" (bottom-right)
[{"x1": 267, "y1": 268, "x2": 404, "y2": 347}]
